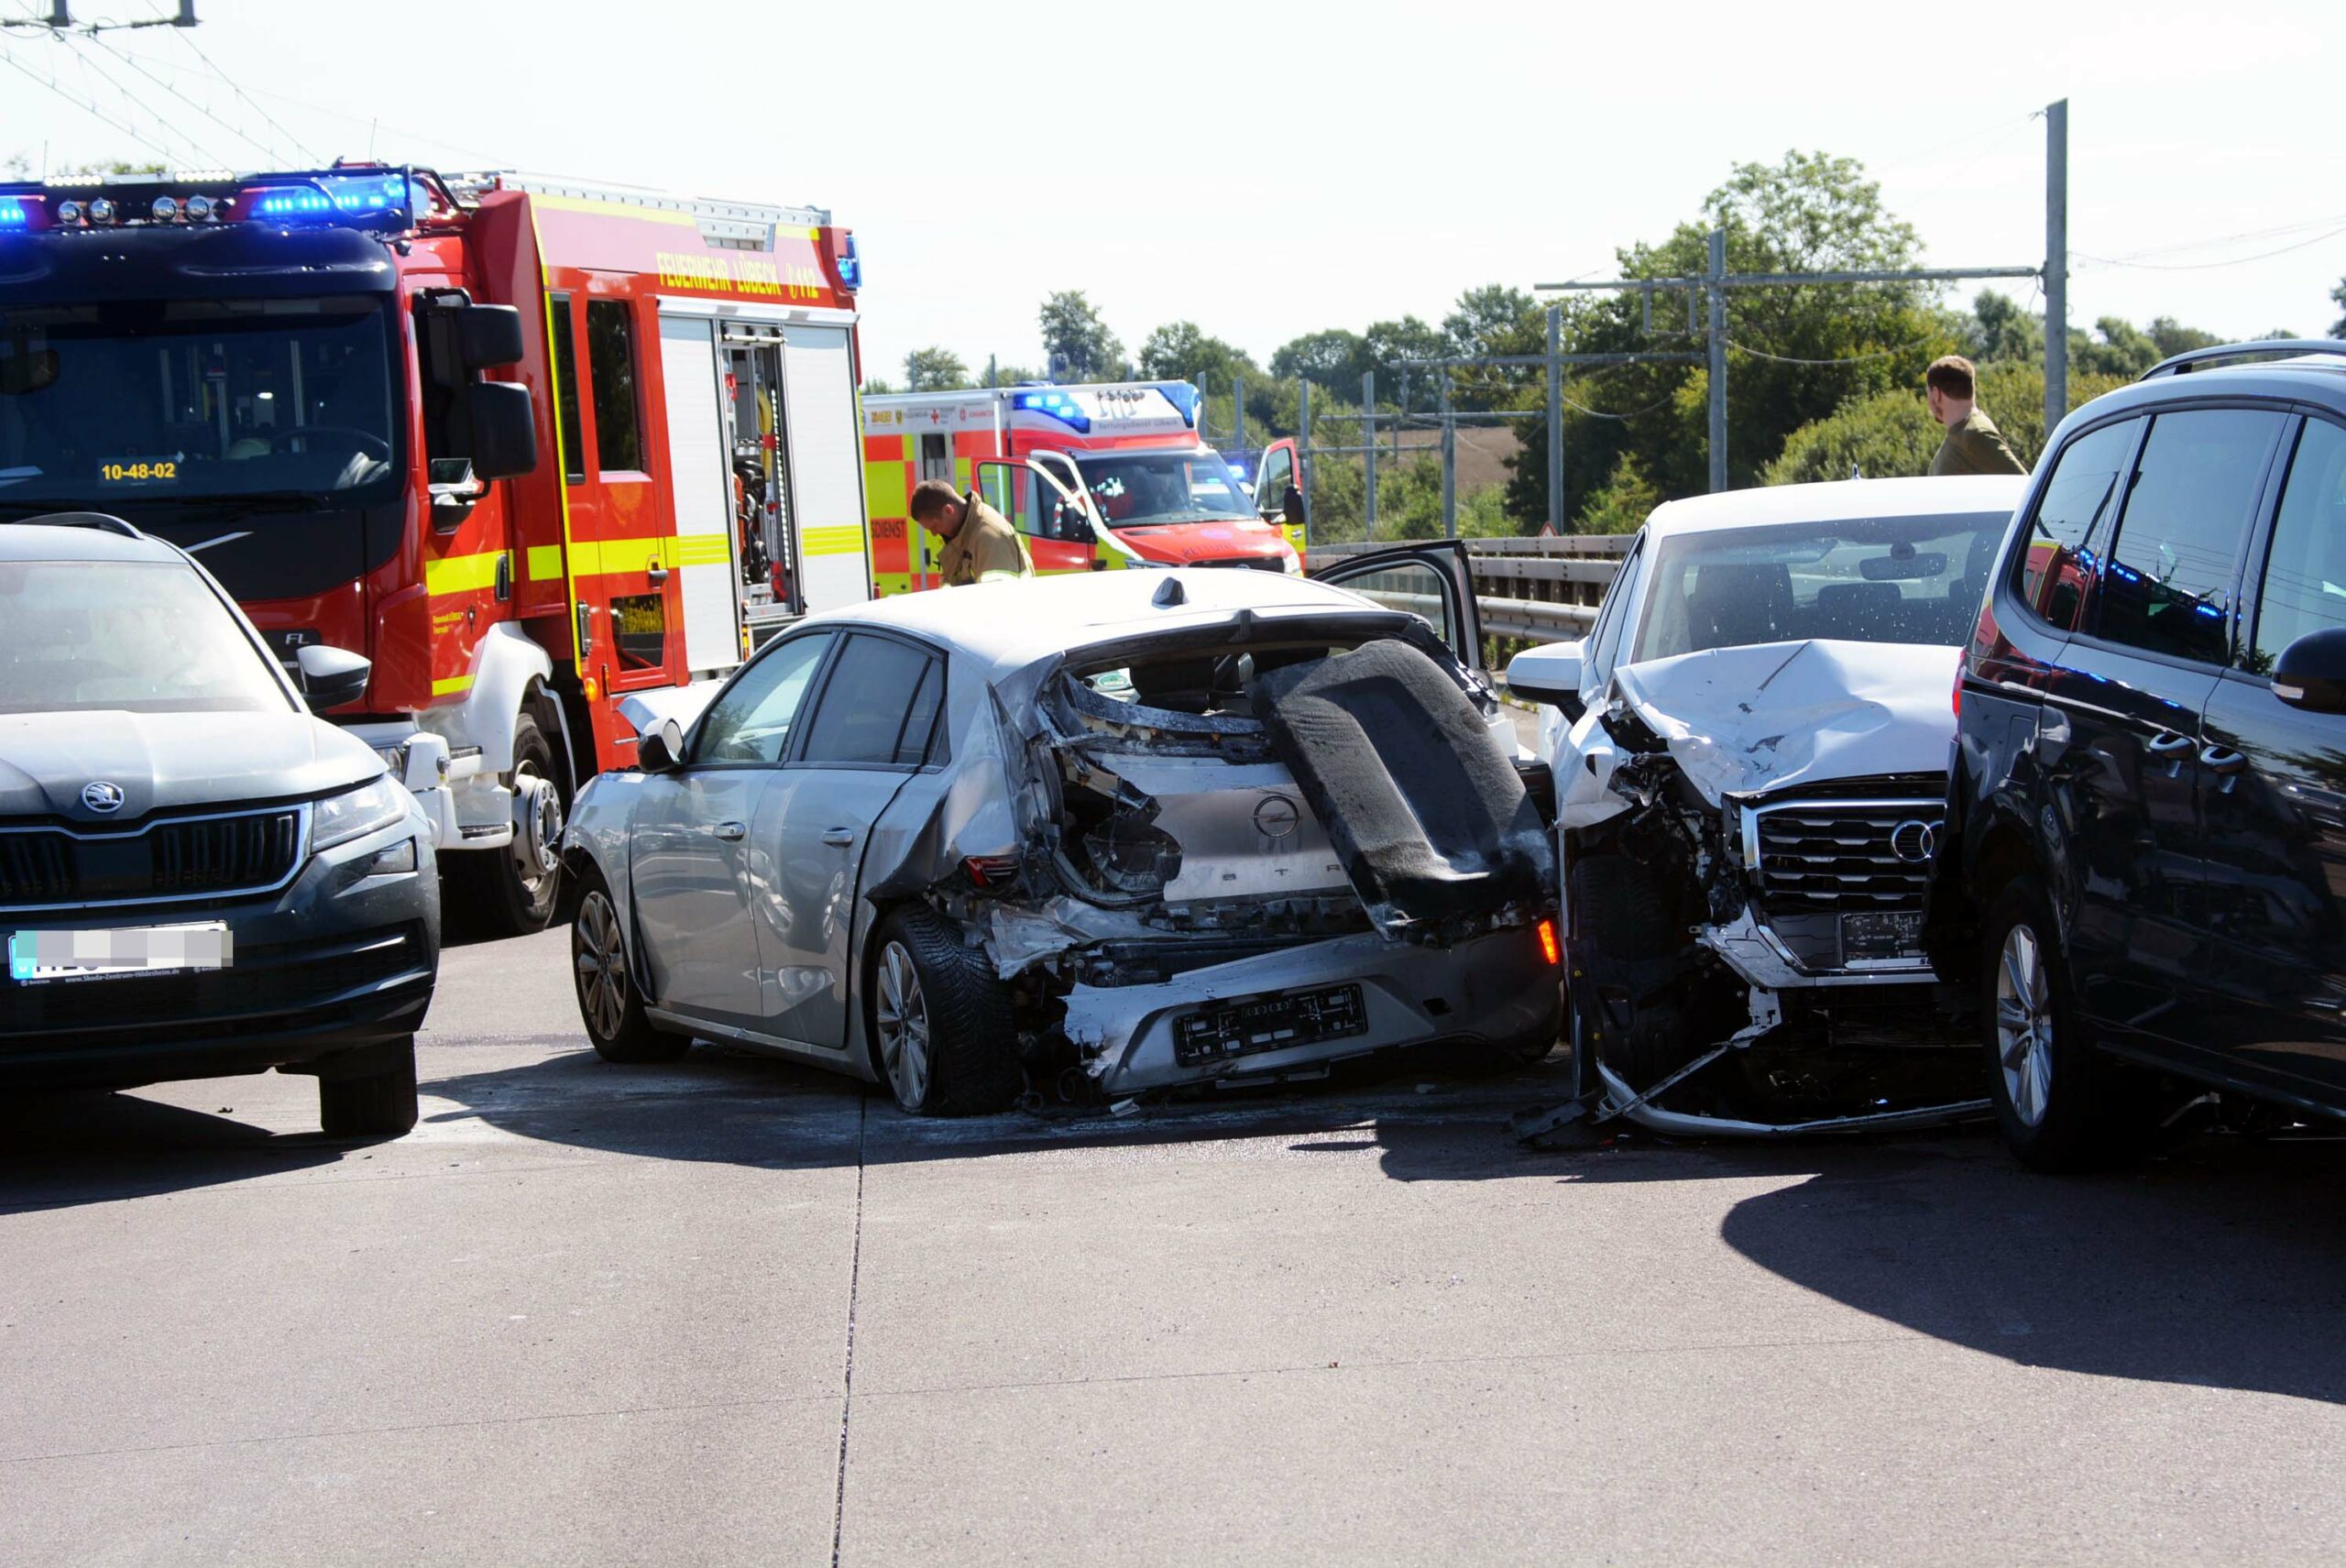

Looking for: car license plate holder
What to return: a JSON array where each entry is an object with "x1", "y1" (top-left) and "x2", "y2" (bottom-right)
[
  {"x1": 1174, "y1": 982, "x2": 1367, "y2": 1068},
  {"x1": 1840, "y1": 910, "x2": 1924, "y2": 964},
  {"x1": 7, "y1": 923, "x2": 233, "y2": 985}
]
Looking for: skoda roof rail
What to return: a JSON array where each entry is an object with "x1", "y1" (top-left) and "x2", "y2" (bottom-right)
[
  {"x1": 6, "y1": 511, "x2": 144, "y2": 539},
  {"x1": 2141, "y1": 339, "x2": 2346, "y2": 379}
]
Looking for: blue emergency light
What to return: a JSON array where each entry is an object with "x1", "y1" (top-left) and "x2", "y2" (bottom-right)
[
  {"x1": 1156, "y1": 381, "x2": 1200, "y2": 428},
  {"x1": 247, "y1": 172, "x2": 415, "y2": 228},
  {"x1": 1014, "y1": 389, "x2": 1091, "y2": 433},
  {"x1": 838, "y1": 232, "x2": 861, "y2": 292},
  {"x1": 0, "y1": 199, "x2": 26, "y2": 228}
]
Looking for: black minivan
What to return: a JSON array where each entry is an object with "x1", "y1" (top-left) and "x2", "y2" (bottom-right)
[{"x1": 1929, "y1": 342, "x2": 2346, "y2": 1168}]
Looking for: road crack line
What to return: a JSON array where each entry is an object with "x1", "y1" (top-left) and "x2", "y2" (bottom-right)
[{"x1": 830, "y1": 1091, "x2": 868, "y2": 1568}]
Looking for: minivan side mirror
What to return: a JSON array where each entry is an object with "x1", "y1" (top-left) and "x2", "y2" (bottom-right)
[
  {"x1": 295, "y1": 642, "x2": 372, "y2": 713},
  {"x1": 2272, "y1": 628, "x2": 2346, "y2": 714},
  {"x1": 467, "y1": 381, "x2": 539, "y2": 482},
  {"x1": 1505, "y1": 640, "x2": 1585, "y2": 708},
  {"x1": 636, "y1": 717, "x2": 687, "y2": 773}
]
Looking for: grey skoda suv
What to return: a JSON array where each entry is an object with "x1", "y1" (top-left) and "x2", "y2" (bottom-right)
[{"x1": 0, "y1": 515, "x2": 437, "y2": 1135}]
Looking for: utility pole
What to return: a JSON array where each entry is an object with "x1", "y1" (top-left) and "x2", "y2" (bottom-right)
[
  {"x1": 1706, "y1": 228, "x2": 1728, "y2": 493},
  {"x1": 2045, "y1": 98, "x2": 2069, "y2": 438},
  {"x1": 1232, "y1": 374, "x2": 1246, "y2": 471},
  {"x1": 1296, "y1": 377, "x2": 1311, "y2": 542},
  {"x1": 1545, "y1": 305, "x2": 1563, "y2": 531},
  {"x1": 1362, "y1": 370, "x2": 1377, "y2": 541},
  {"x1": 1439, "y1": 372, "x2": 1456, "y2": 538}
]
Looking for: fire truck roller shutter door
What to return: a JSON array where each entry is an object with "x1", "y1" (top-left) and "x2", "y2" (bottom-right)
[
  {"x1": 656, "y1": 313, "x2": 742, "y2": 674},
  {"x1": 783, "y1": 324, "x2": 874, "y2": 612}
]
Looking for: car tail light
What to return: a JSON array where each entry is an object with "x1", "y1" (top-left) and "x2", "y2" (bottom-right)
[
  {"x1": 963, "y1": 853, "x2": 1021, "y2": 888},
  {"x1": 1535, "y1": 917, "x2": 1560, "y2": 965},
  {"x1": 1952, "y1": 650, "x2": 1964, "y2": 719}
]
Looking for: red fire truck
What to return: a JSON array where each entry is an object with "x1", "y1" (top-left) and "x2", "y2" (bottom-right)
[
  {"x1": 0, "y1": 165, "x2": 872, "y2": 933},
  {"x1": 862, "y1": 382, "x2": 1306, "y2": 594}
]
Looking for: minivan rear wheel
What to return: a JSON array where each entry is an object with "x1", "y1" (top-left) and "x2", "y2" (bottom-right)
[{"x1": 1980, "y1": 878, "x2": 2153, "y2": 1171}]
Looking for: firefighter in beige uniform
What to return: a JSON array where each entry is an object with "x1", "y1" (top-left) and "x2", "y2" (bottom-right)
[
  {"x1": 1924, "y1": 354, "x2": 2028, "y2": 477},
  {"x1": 908, "y1": 478, "x2": 1033, "y2": 587}
]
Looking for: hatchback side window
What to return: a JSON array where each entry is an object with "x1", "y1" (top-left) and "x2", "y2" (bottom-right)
[
  {"x1": 2095, "y1": 409, "x2": 2285, "y2": 665},
  {"x1": 2250, "y1": 418, "x2": 2346, "y2": 674},
  {"x1": 1585, "y1": 536, "x2": 1644, "y2": 684},
  {"x1": 798, "y1": 634, "x2": 944, "y2": 767},
  {"x1": 693, "y1": 632, "x2": 832, "y2": 764},
  {"x1": 2013, "y1": 418, "x2": 2136, "y2": 632}
]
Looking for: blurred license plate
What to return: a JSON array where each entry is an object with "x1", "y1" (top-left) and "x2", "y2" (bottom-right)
[
  {"x1": 1841, "y1": 911, "x2": 1924, "y2": 962},
  {"x1": 1174, "y1": 982, "x2": 1366, "y2": 1068},
  {"x1": 8, "y1": 923, "x2": 232, "y2": 984}
]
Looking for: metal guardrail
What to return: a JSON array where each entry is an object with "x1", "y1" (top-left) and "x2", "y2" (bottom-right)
[{"x1": 1312, "y1": 534, "x2": 1628, "y2": 644}]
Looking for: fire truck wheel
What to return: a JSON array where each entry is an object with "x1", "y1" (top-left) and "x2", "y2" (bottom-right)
[{"x1": 453, "y1": 710, "x2": 565, "y2": 937}]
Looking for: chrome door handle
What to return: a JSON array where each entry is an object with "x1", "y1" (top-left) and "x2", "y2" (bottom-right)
[
  {"x1": 2201, "y1": 747, "x2": 2248, "y2": 776},
  {"x1": 711, "y1": 820, "x2": 747, "y2": 840},
  {"x1": 2147, "y1": 731, "x2": 2194, "y2": 755},
  {"x1": 820, "y1": 828, "x2": 855, "y2": 847}
]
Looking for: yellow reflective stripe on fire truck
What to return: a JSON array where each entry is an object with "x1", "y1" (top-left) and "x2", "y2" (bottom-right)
[
  {"x1": 432, "y1": 674, "x2": 474, "y2": 696},
  {"x1": 527, "y1": 544, "x2": 564, "y2": 583},
  {"x1": 530, "y1": 193, "x2": 696, "y2": 226},
  {"x1": 561, "y1": 534, "x2": 733, "y2": 577},
  {"x1": 801, "y1": 524, "x2": 865, "y2": 557},
  {"x1": 424, "y1": 551, "x2": 507, "y2": 597}
]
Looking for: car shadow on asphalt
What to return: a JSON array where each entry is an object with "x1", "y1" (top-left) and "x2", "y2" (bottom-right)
[
  {"x1": 1547, "y1": 1125, "x2": 2346, "y2": 1407},
  {"x1": 0, "y1": 1087, "x2": 351, "y2": 1210},
  {"x1": 415, "y1": 1036, "x2": 1590, "y2": 1182}
]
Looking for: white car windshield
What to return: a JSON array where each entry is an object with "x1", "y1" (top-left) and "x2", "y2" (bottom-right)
[
  {"x1": 0, "y1": 558, "x2": 291, "y2": 715},
  {"x1": 1632, "y1": 511, "x2": 2010, "y2": 662}
]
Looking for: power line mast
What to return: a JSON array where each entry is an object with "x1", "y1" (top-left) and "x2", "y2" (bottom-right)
[{"x1": 4, "y1": 2, "x2": 198, "y2": 30}]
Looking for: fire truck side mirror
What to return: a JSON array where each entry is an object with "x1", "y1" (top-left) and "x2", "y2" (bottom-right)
[
  {"x1": 468, "y1": 382, "x2": 540, "y2": 482},
  {"x1": 458, "y1": 304, "x2": 527, "y2": 371}
]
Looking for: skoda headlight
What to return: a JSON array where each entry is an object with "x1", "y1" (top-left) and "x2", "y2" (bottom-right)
[{"x1": 312, "y1": 775, "x2": 412, "y2": 852}]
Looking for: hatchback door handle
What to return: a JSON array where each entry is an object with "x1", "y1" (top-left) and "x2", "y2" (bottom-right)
[
  {"x1": 2147, "y1": 731, "x2": 2194, "y2": 755},
  {"x1": 820, "y1": 828, "x2": 856, "y2": 847},
  {"x1": 2201, "y1": 746, "x2": 2248, "y2": 776},
  {"x1": 711, "y1": 820, "x2": 747, "y2": 840}
]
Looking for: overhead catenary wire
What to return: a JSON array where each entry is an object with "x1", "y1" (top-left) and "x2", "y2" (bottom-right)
[
  {"x1": 2075, "y1": 223, "x2": 2346, "y2": 272},
  {"x1": 50, "y1": 29, "x2": 232, "y2": 169},
  {"x1": 92, "y1": 41, "x2": 497, "y2": 165},
  {"x1": 0, "y1": 40, "x2": 188, "y2": 168},
  {"x1": 80, "y1": 29, "x2": 292, "y2": 165},
  {"x1": 170, "y1": 25, "x2": 314, "y2": 164},
  {"x1": 1724, "y1": 334, "x2": 1946, "y2": 366}
]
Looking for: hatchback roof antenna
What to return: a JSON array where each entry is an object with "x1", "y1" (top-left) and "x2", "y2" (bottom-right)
[{"x1": 1152, "y1": 576, "x2": 1186, "y2": 609}]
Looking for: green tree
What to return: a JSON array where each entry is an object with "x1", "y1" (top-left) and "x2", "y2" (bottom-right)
[
  {"x1": 1961, "y1": 291, "x2": 2043, "y2": 363},
  {"x1": 1505, "y1": 149, "x2": 1953, "y2": 525},
  {"x1": 2147, "y1": 316, "x2": 2222, "y2": 359},
  {"x1": 860, "y1": 377, "x2": 895, "y2": 396},
  {"x1": 902, "y1": 346, "x2": 970, "y2": 392},
  {"x1": 1136, "y1": 321, "x2": 1259, "y2": 389},
  {"x1": 1038, "y1": 291, "x2": 1124, "y2": 381},
  {"x1": 2331, "y1": 277, "x2": 2346, "y2": 338},
  {"x1": 1572, "y1": 454, "x2": 1663, "y2": 534},
  {"x1": 1760, "y1": 361, "x2": 2131, "y2": 486},
  {"x1": 1270, "y1": 328, "x2": 1367, "y2": 397},
  {"x1": 2068, "y1": 316, "x2": 2162, "y2": 378}
]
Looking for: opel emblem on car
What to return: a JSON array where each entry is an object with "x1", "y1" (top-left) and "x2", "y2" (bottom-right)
[
  {"x1": 81, "y1": 781, "x2": 126, "y2": 815},
  {"x1": 1889, "y1": 818, "x2": 1937, "y2": 863},
  {"x1": 1254, "y1": 794, "x2": 1300, "y2": 839}
]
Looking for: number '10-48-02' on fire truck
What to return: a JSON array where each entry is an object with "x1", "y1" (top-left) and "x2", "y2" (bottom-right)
[{"x1": 0, "y1": 165, "x2": 872, "y2": 934}]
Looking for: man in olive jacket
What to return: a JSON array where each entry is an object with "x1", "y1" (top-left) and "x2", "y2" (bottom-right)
[
  {"x1": 909, "y1": 478, "x2": 1034, "y2": 587},
  {"x1": 1925, "y1": 355, "x2": 2028, "y2": 477}
]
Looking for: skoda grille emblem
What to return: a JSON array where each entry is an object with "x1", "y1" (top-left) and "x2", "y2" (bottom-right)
[
  {"x1": 81, "y1": 781, "x2": 126, "y2": 815},
  {"x1": 1253, "y1": 794, "x2": 1301, "y2": 839},
  {"x1": 1889, "y1": 818, "x2": 1937, "y2": 864}
]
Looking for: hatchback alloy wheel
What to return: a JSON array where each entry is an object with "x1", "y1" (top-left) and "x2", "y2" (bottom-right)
[
  {"x1": 576, "y1": 889, "x2": 630, "y2": 1043},
  {"x1": 875, "y1": 939, "x2": 932, "y2": 1108},
  {"x1": 1995, "y1": 922, "x2": 2054, "y2": 1128}
]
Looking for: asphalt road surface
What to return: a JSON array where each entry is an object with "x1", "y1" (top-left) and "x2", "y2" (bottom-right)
[{"x1": 5, "y1": 919, "x2": 2346, "y2": 1565}]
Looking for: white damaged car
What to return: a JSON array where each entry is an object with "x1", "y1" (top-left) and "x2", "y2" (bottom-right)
[
  {"x1": 561, "y1": 552, "x2": 1561, "y2": 1114},
  {"x1": 1506, "y1": 476, "x2": 2028, "y2": 1136}
]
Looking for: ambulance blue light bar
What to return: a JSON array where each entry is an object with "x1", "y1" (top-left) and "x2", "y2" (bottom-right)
[
  {"x1": 1156, "y1": 382, "x2": 1200, "y2": 428},
  {"x1": 1013, "y1": 389, "x2": 1091, "y2": 433}
]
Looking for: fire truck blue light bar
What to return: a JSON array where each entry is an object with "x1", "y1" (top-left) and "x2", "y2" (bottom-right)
[
  {"x1": 248, "y1": 173, "x2": 412, "y2": 226},
  {"x1": 0, "y1": 199, "x2": 27, "y2": 228}
]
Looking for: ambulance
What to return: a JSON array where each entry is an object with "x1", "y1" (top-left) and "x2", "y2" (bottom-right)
[
  {"x1": 0, "y1": 163, "x2": 872, "y2": 933},
  {"x1": 861, "y1": 381, "x2": 1306, "y2": 593}
]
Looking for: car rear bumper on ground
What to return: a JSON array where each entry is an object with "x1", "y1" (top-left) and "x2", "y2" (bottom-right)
[
  {"x1": 1061, "y1": 925, "x2": 1560, "y2": 1095},
  {"x1": 0, "y1": 818, "x2": 438, "y2": 1091}
]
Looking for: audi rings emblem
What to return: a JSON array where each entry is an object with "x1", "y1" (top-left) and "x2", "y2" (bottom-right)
[
  {"x1": 1889, "y1": 818, "x2": 1938, "y2": 863},
  {"x1": 81, "y1": 781, "x2": 126, "y2": 815},
  {"x1": 1253, "y1": 794, "x2": 1301, "y2": 839}
]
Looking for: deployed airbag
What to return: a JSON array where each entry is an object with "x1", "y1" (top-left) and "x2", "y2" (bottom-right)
[{"x1": 1251, "y1": 640, "x2": 1551, "y2": 933}]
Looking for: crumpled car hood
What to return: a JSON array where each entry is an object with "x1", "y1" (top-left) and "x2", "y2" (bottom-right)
[{"x1": 1612, "y1": 639, "x2": 1958, "y2": 807}]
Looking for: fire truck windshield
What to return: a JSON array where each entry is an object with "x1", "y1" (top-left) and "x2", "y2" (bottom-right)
[
  {"x1": 1072, "y1": 450, "x2": 1252, "y2": 528},
  {"x1": 0, "y1": 296, "x2": 400, "y2": 510}
]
